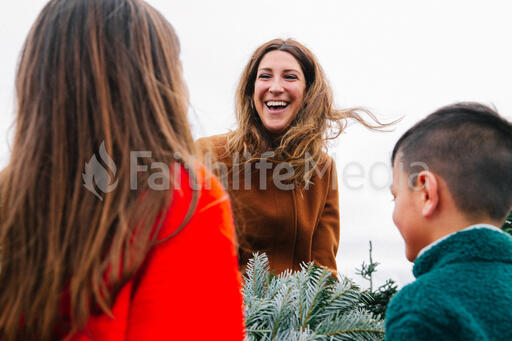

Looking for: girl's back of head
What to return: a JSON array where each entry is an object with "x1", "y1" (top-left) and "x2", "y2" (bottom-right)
[{"x1": 0, "y1": 0, "x2": 194, "y2": 339}]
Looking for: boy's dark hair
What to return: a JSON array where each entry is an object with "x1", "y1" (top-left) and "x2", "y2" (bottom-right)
[{"x1": 392, "y1": 102, "x2": 512, "y2": 222}]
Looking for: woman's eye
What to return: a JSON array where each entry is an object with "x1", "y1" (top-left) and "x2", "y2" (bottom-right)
[
  {"x1": 258, "y1": 74, "x2": 271, "y2": 79},
  {"x1": 284, "y1": 74, "x2": 298, "y2": 80}
]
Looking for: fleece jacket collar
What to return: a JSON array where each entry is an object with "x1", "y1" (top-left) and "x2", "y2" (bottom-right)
[{"x1": 413, "y1": 226, "x2": 512, "y2": 278}]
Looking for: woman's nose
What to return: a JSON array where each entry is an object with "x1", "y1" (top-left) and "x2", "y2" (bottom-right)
[{"x1": 269, "y1": 78, "x2": 284, "y2": 94}]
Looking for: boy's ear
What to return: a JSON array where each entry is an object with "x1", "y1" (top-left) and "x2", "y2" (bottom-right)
[{"x1": 416, "y1": 170, "x2": 439, "y2": 217}]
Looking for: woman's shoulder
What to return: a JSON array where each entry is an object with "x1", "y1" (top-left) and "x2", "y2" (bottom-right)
[
  {"x1": 195, "y1": 133, "x2": 229, "y2": 150},
  {"x1": 305, "y1": 152, "x2": 337, "y2": 191},
  {"x1": 311, "y1": 152, "x2": 336, "y2": 172},
  {"x1": 195, "y1": 133, "x2": 233, "y2": 163}
]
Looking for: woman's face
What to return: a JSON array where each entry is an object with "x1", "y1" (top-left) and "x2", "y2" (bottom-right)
[{"x1": 253, "y1": 50, "x2": 306, "y2": 135}]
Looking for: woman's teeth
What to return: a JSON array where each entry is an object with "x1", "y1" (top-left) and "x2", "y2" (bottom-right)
[{"x1": 265, "y1": 101, "x2": 288, "y2": 109}]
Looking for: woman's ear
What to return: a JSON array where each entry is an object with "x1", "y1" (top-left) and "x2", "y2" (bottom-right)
[{"x1": 416, "y1": 170, "x2": 439, "y2": 217}]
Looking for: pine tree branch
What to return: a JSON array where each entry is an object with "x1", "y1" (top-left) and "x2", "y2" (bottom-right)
[{"x1": 243, "y1": 253, "x2": 385, "y2": 341}]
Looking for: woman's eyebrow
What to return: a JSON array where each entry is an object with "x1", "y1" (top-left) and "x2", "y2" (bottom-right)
[{"x1": 257, "y1": 67, "x2": 301, "y2": 73}]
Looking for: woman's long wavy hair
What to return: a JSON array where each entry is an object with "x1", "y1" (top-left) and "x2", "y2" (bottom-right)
[
  {"x1": 0, "y1": 0, "x2": 196, "y2": 339},
  {"x1": 227, "y1": 38, "x2": 391, "y2": 187}
]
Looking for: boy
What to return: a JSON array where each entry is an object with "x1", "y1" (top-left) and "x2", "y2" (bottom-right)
[{"x1": 386, "y1": 102, "x2": 512, "y2": 340}]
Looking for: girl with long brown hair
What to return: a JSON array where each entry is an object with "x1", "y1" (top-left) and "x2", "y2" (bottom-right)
[
  {"x1": 0, "y1": 0, "x2": 244, "y2": 339},
  {"x1": 197, "y1": 38, "x2": 388, "y2": 276}
]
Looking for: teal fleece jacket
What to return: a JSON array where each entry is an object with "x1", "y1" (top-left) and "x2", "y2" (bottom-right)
[{"x1": 385, "y1": 227, "x2": 512, "y2": 340}]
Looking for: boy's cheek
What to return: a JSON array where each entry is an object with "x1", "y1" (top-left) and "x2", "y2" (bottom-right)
[
  {"x1": 392, "y1": 207, "x2": 405, "y2": 237},
  {"x1": 392, "y1": 214, "x2": 420, "y2": 261}
]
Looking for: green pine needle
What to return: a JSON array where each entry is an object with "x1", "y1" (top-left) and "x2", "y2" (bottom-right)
[{"x1": 243, "y1": 253, "x2": 385, "y2": 341}]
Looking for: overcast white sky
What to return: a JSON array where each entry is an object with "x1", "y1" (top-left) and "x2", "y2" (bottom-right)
[{"x1": 1, "y1": 0, "x2": 511, "y2": 288}]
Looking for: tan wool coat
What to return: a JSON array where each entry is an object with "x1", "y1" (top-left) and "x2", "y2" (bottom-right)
[{"x1": 195, "y1": 134, "x2": 340, "y2": 276}]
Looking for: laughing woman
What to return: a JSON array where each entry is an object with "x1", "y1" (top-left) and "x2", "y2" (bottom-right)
[{"x1": 196, "y1": 39, "x2": 387, "y2": 276}]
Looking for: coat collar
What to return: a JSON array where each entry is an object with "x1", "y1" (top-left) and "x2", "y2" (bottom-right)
[{"x1": 413, "y1": 225, "x2": 512, "y2": 278}]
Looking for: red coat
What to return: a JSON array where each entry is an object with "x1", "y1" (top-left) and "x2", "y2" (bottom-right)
[{"x1": 68, "y1": 165, "x2": 245, "y2": 340}]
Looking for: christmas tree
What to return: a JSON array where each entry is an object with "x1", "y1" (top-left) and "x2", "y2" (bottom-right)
[
  {"x1": 355, "y1": 242, "x2": 397, "y2": 319},
  {"x1": 243, "y1": 253, "x2": 385, "y2": 340},
  {"x1": 503, "y1": 211, "x2": 512, "y2": 236}
]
